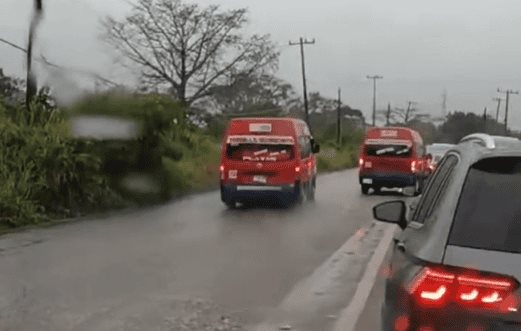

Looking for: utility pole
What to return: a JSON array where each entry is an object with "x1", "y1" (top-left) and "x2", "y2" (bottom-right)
[
  {"x1": 483, "y1": 107, "x2": 488, "y2": 133},
  {"x1": 493, "y1": 97, "x2": 503, "y2": 123},
  {"x1": 441, "y1": 89, "x2": 448, "y2": 118},
  {"x1": 289, "y1": 37, "x2": 315, "y2": 125},
  {"x1": 336, "y1": 88, "x2": 342, "y2": 147},
  {"x1": 405, "y1": 101, "x2": 417, "y2": 123},
  {"x1": 386, "y1": 102, "x2": 391, "y2": 126},
  {"x1": 367, "y1": 75, "x2": 383, "y2": 127},
  {"x1": 498, "y1": 88, "x2": 519, "y2": 134}
]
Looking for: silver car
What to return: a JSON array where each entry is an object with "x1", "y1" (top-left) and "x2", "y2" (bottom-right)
[{"x1": 374, "y1": 134, "x2": 521, "y2": 330}]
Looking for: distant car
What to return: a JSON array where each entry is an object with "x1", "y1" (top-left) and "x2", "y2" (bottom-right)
[
  {"x1": 426, "y1": 143, "x2": 455, "y2": 172},
  {"x1": 219, "y1": 117, "x2": 320, "y2": 208},
  {"x1": 374, "y1": 133, "x2": 521, "y2": 331},
  {"x1": 358, "y1": 127, "x2": 430, "y2": 195}
]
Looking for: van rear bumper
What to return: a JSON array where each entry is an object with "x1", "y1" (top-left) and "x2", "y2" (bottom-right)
[
  {"x1": 359, "y1": 173, "x2": 416, "y2": 188},
  {"x1": 221, "y1": 183, "x2": 297, "y2": 203}
]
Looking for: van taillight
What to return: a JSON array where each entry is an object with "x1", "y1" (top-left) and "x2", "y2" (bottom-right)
[
  {"x1": 411, "y1": 161, "x2": 417, "y2": 173},
  {"x1": 359, "y1": 158, "x2": 364, "y2": 167},
  {"x1": 295, "y1": 166, "x2": 301, "y2": 173},
  {"x1": 219, "y1": 165, "x2": 225, "y2": 173},
  {"x1": 409, "y1": 267, "x2": 518, "y2": 312}
]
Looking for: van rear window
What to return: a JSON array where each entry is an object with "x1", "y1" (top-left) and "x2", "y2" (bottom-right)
[
  {"x1": 226, "y1": 144, "x2": 294, "y2": 162},
  {"x1": 449, "y1": 157, "x2": 521, "y2": 253},
  {"x1": 365, "y1": 144, "x2": 412, "y2": 157}
]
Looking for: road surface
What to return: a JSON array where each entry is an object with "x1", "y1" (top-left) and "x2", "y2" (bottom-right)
[{"x1": 0, "y1": 169, "x2": 401, "y2": 330}]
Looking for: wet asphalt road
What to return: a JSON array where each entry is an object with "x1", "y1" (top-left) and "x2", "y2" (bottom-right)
[{"x1": 0, "y1": 169, "x2": 398, "y2": 330}]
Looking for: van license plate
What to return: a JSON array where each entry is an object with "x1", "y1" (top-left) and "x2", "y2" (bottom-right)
[
  {"x1": 253, "y1": 175, "x2": 267, "y2": 184},
  {"x1": 362, "y1": 178, "x2": 373, "y2": 184}
]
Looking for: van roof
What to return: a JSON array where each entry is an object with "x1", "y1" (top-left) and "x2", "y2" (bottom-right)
[
  {"x1": 367, "y1": 126, "x2": 417, "y2": 133},
  {"x1": 229, "y1": 117, "x2": 305, "y2": 123},
  {"x1": 364, "y1": 126, "x2": 423, "y2": 144},
  {"x1": 226, "y1": 117, "x2": 310, "y2": 137}
]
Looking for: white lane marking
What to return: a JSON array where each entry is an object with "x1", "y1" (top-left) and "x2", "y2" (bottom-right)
[
  {"x1": 332, "y1": 223, "x2": 396, "y2": 331},
  {"x1": 252, "y1": 222, "x2": 384, "y2": 331}
]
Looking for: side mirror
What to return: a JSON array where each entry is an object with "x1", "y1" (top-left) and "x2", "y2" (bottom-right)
[
  {"x1": 312, "y1": 142, "x2": 320, "y2": 154},
  {"x1": 373, "y1": 200, "x2": 407, "y2": 230}
]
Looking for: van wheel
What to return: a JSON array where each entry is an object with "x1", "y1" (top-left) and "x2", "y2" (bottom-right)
[
  {"x1": 308, "y1": 179, "x2": 316, "y2": 201},
  {"x1": 361, "y1": 185, "x2": 370, "y2": 195},
  {"x1": 296, "y1": 182, "x2": 306, "y2": 205},
  {"x1": 225, "y1": 201, "x2": 236, "y2": 209},
  {"x1": 414, "y1": 179, "x2": 422, "y2": 196}
]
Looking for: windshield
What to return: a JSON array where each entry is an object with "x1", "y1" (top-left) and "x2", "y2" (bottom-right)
[
  {"x1": 449, "y1": 157, "x2": 521, "y2": 253},
  {"x1": 5, "y1": 0, "x2": 521, "y2": 330},
  {"x1": 365, "y1": 144, "x2": 412, "y2": 157},
  {"x1": 226, "y1": 144, "x2": 294, "y2": 161}
]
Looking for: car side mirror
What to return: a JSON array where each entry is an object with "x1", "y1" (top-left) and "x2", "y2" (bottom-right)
[
  {"x1": 312, "y1": 141, "x2": 320, "y2": 154},
  {"x1": 373, "y1": 200, "x2": 407, "y2": 230}
]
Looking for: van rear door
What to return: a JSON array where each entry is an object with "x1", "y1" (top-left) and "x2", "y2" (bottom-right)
[
  {"x1": 362, "y1": 139, "x2": 414, "y2": 174},
  {"x1": 223, "y1": 135, "x2": 298, "y2": 185}
]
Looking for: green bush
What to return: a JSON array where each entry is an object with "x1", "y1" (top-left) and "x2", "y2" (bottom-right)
[{"x1": 0, "y1": 101, "x2": 120, "y2": 228}]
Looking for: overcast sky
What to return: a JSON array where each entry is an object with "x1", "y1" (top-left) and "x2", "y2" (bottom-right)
[{"x1": 2, "y1": 0, "x2": 521, "y2": 127}]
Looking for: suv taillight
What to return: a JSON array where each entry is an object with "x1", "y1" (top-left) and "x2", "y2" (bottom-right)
[{"x1": 408, "y1": 267, "x2": 518, "y2": 312}]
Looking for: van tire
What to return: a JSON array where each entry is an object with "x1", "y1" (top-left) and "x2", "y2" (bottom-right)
[
  {"x1": 414, "y1": 178, "x2": 422, "y2": 196},
  {"x1": 296, "y1": 182, "x2": 306, "y2": 205},
  {"x1": 225, "y1": 201, "x2": 236, "y2": 209},
  {"x1": 308, "y1": 178, "x2": 316, "y2": 201},
  {"x1": 361, "y1": 184, "x2": 370, "y2": 195}
]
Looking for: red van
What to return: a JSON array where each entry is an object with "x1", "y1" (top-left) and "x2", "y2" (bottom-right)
[
  {"x1": 358, "y1": 127, "x2": 431, "y2": 195},
  {"x1": 220, "y1": 118, "x2": 320, "y2": 208}
]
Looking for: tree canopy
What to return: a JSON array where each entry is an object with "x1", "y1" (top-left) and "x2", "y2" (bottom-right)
[{"x1": 103, "y1": 0, "x2": 278, "y2": 106}]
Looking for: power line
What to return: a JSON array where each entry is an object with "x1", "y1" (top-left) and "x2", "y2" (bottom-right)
[
  {"x1": 289, "y1": 37, "x2": 315, "y2": 126},
  {"x1": 497, "y1": 88, "x2": 519, "y2": 134},
  {"x1": 366, "y1": 75, "x2": 383, "y2": 127}
]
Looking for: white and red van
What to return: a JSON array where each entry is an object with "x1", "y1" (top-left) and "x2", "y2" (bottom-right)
[
  {"x1": 220, "y1": 118, "x2": 320, "y2": 208},
  {"x1": 358, "y1": 127, "x2": 431, "y2": 195}
]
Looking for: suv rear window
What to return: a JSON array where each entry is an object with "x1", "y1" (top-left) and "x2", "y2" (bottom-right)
[
  {"x1": 449, "y1": 157, "x2": 521, "y2": 253},
  {"x1": 365, "y1": 144, "x2": 412, "y2": 157},
  {"x1": 226, "y1": 144, "x2": 294, "y2": 162}
]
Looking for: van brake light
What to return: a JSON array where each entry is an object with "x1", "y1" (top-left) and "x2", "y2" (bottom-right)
[
  {"x1": 411, "y1": 161, "x2": 417, "y2": 173},
  {"x1": 295, "y1": 166, "x2": 300, "y2": 173},
  {"x1": 219, "y1": 165, "x2": 225, "y2": 172},
  {"x1": 359, "y1": 158, "x2": 364, "y2": 167}
]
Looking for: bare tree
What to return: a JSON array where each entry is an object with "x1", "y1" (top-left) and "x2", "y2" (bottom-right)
[
  {"x1": 102, "y1": 0, "x2": 279, "y2": 106},
  {"x1": 379, "y1": 105, "x2": 430, "y2": 125}
]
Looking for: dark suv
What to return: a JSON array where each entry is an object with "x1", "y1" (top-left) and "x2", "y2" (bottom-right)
[{"x1": 373, "y1": 133, "x2": 521, "y2": 331}]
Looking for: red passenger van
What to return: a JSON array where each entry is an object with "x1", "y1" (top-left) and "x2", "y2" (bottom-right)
[
  {"x1": 220, "y1": 118, "x2": 320, "y2": 208},
  {"x1": 358, "y1": 127, "x2": 431, "y2": 195}
]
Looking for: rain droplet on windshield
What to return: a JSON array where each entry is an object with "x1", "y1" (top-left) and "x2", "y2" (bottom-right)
[{"x1": 69, "y1": 115, "x2": 140, "y2": 140}]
